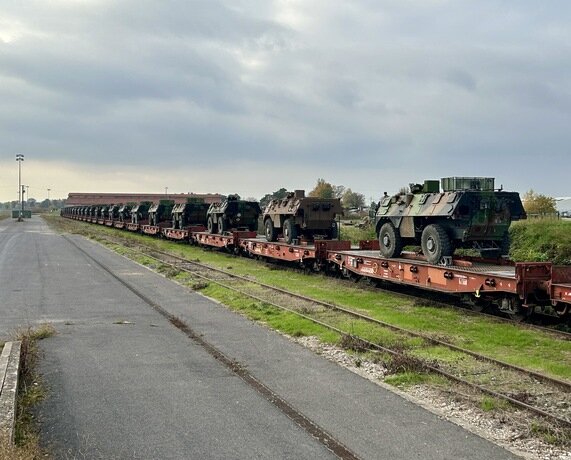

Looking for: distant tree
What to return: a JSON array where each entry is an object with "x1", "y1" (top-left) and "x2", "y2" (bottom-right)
[
  {"x1": 259, "y1": 188, "x2": 288, "y2": 209},
  {"x1": 40, "y1": 199, "x2": 51, "y2": 209},
  {"x1": 342, "y1": 188, "x2": 366, "y2": 209},
  {"x1": 333, "y1": 185, "x2": 346, "y2": 199},
  {"x1": 309, "y1": 179, "x2": 335, "y2": 199},
  {"x1": 523, "y1": 189, "x2": 557, "y2": 214}
]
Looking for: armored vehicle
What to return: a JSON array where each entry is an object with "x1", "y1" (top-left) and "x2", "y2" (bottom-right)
[
  {"x1": 375, "y1": 177, "x2": 526, "y2": 264},
  {"x1": 148, "y1": 200, "x2": 175, "y2": 227},
  {"x1": 263, "y1": 190, "x2": 343, "y2": 244},
  {"x1": 172, "y1": 199, "x2": 210, "y2": 229},
  {"x1": 206, "y1": 195, "x2": 261, "y2": 234},
  {"x1": 131, "y1": 201, "x2": 152, "y2": 225},
  {"x1": 107, "y1": 204, "x2": 120, "y2": 221},
  {"x1": 96, "y1": 205, "x2": 108, "y2": 220},
  {"x1": 117, "y1": 204, "x2": 132, "y2": 222}
]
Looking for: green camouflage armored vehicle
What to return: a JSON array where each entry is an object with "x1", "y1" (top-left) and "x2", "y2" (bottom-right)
[
  {"x1": 131, "y1": 201, "x2": 152, "y2": 225},
  {"x1": 263, "y1": 190, "x2": 343, "y2": 244},
  {"x1": 172, "y1": 199, "x2": 210, "y2": 229},
  {"x1": 206, "y1": 195, "x2": 261, "y2": 233},
  {"x1": 107, "y1": 204, "x2": 120, "y2": 221},
  {"x1": 118, "y1": 204, "x2": 132, "y2": 222},
  {"x1": 148, "y1": 200, "x2": 175, "y2": 227},
  {"x1": 375, "y1": 177, "x2": 526, "y2": 264}
]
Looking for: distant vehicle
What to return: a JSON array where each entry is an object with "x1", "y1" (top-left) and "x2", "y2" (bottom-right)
[
  {"x1": 148, "y1": 200, "x2": 175, "y2": 227},
  {"x1": 374, "y1": 177, "x2": 526, "y2": 264},
  {"x1": 262, "y1": 190, "x2": 343, "y2": 244},
  {"x1": 171, "y1": 199, "x2": 210, "y2": 229},
  {"x1": 206, "y1": 195, "x2": 261, "y2": 233}
]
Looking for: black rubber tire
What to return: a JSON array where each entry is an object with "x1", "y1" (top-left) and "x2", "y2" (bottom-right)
[
  {"x1": 329, "y1": 221, "x2": 339, "y2": 240},
  {"x1": 378, "y1": 222, "x2": 403, "y2": 258},
  {"x1": 421, "y1": 224, "x2": 453, "y2": 264},
  {"x1": 500, "y1": 232, "x2": 510, "y2": 256},
  {"x1": 207, "y1": 216, "x2": 217, "y2": 233},
  {"x1": 217, "y1": 216, "x2": 226, "y2": 234},
  {"x1": 283, "y1": 218, "x2": 298, "y2": 244},
  {"x1": 265, "y1": 219, "x2": 277, "y2": 242}
]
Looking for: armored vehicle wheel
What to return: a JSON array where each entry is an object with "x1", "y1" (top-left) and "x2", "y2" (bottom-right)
[
  {"x1": 217, "y1": 216, "x2": 226, "y2": 234},
  {"x1": 207, "y1": 216, "x2": 217, "y2": 233},
  {"x1": 265, "y1": 219, "x2": 277, "y2": 242},
  {"x1": 500, "y1": 232, "x2": 510, "y2": 256},
  {"x1": 421, "y1": 224, "x2": 452, "y2": 264},
  {"x1": 283, "y1": 218, "x2": 298, "y2": 244},
  {"x1": 329, "y1": 221, "x2": 339, "y2": 240},
  {"x1": 378, "y1": 222, "x2": 403, "y2": 258}
]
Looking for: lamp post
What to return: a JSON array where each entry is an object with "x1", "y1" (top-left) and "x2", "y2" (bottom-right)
[
  {"x1": 47, "y1": 188, "x2": 51, "y2": 201},
  {"x1": 165, "y1": 186, "x2": 168, "y2": 198},
  {"x1": 16, "y1": 154, "x2": 24, "y2": 220}
]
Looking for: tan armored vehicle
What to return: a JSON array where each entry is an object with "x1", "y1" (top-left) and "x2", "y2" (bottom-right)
[{"x1": 263, "y1": 190, "x2": 343, "y2": 244}]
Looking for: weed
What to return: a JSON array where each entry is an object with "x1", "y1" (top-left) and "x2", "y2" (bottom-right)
[
  {"x1": 479, "y1": 396, "x2": 510, "y2": 412},
  {"x1": 339, "y1": 334, "x2": 369, "y2": 353},
  {"x1": 529, "y1": 421, "x2": 569, "y2": 446},
  {"x1": 1, "y1": 324, "x2": 55, "y2": 457},
  {"x1": 190, "y1": 281, "x2": 209, "y2": 291},
  {"x1": 384, "y1": 371, "x2": 430, "y2": 387},
  {"x1": 384, "y1": 353, "x2": 430, "y2": 375}
]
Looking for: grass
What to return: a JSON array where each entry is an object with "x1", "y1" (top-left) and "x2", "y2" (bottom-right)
[
  {"x1": 510, "y1": 218, "x2": 571, "y2": 264},
  {"x1": 479, "y1": 396, "x2": 510, "y2": 412},
  {"x1": 0, "y1": 324, "x2": 55, "y2": 460},
  {"x1": 44, "y1": 216, "x2": 571, "y2": 383}
]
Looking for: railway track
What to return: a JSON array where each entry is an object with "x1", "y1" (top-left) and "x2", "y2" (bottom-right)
[{"x1": 96, "y1": 234, "x2": 571, "y2": 430}]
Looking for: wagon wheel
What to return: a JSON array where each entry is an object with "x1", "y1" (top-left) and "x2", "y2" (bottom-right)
[
  {"x1": 378, "y1": 222, "x2": 403, "y2": 258},
  {"x1": 283, "y1": 218, "x2": 298, "y2": 244},
  {"x1": 265, "y1": 219, "x2": 277, "y2": 242},
  {"x1": 217, "y1": 216, "x2": 227, "y2": 234},
  {"x1": 207, "y1": 216, "x2": 217, "y2": 233},
  {"x1": 421, "y1": 224, "x2": 452, "y2": 264}
]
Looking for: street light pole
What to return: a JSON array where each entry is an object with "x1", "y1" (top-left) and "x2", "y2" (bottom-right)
[
  {"x1": 47, "y1": 188, "x2": 51, "y2": 200},
  {"x1": 16, "y1": 154, "x2": 24, "y2": 221}
]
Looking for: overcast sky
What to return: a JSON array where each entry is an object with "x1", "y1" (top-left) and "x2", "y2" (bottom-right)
[{"x1": 1, "y1": 0, "x2": 570, "y2": 203}]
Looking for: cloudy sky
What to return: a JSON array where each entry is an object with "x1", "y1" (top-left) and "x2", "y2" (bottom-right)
[{"x1": 0, "y1": 0, "x2": 570, "y2": 203}]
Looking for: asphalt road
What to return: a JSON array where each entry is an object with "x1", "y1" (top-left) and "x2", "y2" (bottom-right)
[{"x1": 0, "y1": 216, "x2": 520, "y2": 459}]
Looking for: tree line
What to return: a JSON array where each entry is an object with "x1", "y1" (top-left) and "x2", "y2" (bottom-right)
[
  {"x1": 1, "y1": 198, "x2": 66, "y2": 210},
  {"x1": 260, "y1": 179, "x2": 367, "y2": 211}
]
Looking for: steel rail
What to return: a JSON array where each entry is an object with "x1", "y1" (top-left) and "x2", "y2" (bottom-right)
[
  {"x1": 141, "y1": 246, "x2": 571, "y2": 392},
  {"x1": 127, "y1": 245, "x2": 571, "y2": 428}
]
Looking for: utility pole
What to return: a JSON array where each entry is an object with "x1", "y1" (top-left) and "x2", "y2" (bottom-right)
[
  {"x1": 165, "y1": 186, "x2": 168, "y2": 198},
  {"x1": 16, "y1": 154, "x2": 24, "y2": 221}
]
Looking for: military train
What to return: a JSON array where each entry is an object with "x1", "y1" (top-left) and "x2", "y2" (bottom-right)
[{"x1": 60, "y1": 178, "x2": 571, "y2": 320}]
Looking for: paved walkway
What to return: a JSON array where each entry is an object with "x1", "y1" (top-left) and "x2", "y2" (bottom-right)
[{"x1": 0, "y1": 216, "x2": 519, "y2": 459}]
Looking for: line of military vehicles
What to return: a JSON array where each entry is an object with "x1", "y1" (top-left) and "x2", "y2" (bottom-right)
[
  {"x1": 63, "y1": 176, "x2": 526, "y2": 264},
  {"x1": 61, "y1": 177, "x2": 571, "y2": 319}
]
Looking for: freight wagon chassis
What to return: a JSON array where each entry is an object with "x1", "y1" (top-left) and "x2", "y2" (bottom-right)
[
  {"x1": 162, "y1": 225, "x2": 206, "y2": 241},
  {"x1": 242, "y1": 239, "x2": 351, "y2": 270},
  {"x1": 326, "y1": 248, "x2": 569, "y2": 318},
  {"x1": 193, "y1": 231, "x2": 258, "y2": 253}
]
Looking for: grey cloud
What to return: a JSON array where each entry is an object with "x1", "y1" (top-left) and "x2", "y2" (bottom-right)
[{"x1": 0, "y1": 0, "x2": 570, "y2": 199}]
